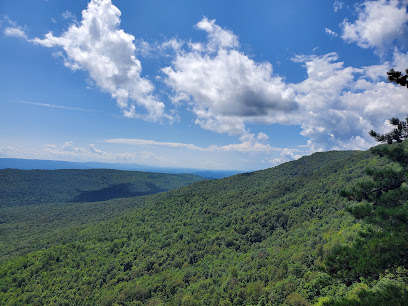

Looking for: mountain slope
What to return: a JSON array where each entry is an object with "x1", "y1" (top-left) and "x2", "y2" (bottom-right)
[
  {"x1": 0, "y1": 169, "x2": 204, "y2": 207},
  {"x1": 1, "y1": 148, "x2": 405, "y2": 305}
]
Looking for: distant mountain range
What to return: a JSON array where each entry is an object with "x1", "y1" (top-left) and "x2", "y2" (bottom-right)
[{"x1": 0, "y1": 158, "x2": 241, "y2": 179}]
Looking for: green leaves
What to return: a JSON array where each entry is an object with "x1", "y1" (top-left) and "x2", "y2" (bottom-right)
[
  {"x1": 387, "y1": 68, "x2": 408, "y2": 88},
  {"x1": 369, "y1": 116, "x2": 408, "y2": 144},
  {"x1": 326, "y1": 125, "x2": 408, "y2": 304},
  {"x1": 1, "y1": 147, "x2": 401, "y2": 305}
]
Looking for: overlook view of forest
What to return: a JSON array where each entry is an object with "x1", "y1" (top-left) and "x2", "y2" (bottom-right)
[
  {"x1": 1, "y1": 0, "x2": 408, "y2": 305},
  {"x1": 1, "y1": 140, "x2": 408, "y2": 305}
]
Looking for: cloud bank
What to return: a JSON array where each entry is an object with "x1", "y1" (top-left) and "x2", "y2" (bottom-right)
[
  {"x1": 160, "y1": 14, "x2": 408, "y2": 153},
  {"x1": 291, "y1": 52, "x2": 408, "y2": 151},
  {"x1": 7, "y1": 0, "x2": 408, "y2": 167},
  {"x1": 105, "y1": 132, "x2": 281, "y2": 153}
]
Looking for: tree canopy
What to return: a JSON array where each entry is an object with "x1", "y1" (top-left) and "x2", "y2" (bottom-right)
[{"x1": 323, "y1": 69, "x2": 408, "y2": 304}]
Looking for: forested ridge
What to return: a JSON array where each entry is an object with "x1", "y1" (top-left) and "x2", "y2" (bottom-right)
[
  {"x1": 0, "y1": 169, "x2": 204, "y2": 207},
  {"x1": 1, "y1": 146, "x2": 407, "y2": 305}
]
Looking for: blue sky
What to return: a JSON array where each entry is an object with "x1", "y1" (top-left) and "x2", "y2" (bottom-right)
[{"x1": 1, "y1": 0, "x2": 408, "y2": 170}]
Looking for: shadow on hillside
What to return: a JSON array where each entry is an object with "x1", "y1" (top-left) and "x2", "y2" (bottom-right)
[{"x1": 73, "y1": 183, "x2": 166, "y2": 203}]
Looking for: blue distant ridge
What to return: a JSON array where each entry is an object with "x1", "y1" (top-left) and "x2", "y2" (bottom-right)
[{"x1": 0, "y1": 158, "x2": 242, "y2": 179}]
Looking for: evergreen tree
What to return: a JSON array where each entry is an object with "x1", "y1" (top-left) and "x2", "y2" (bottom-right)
[
  {"x1": 325, "y1": 122, "x2": 408, "y2": 281},
  {"x1": 369, "y1": 116, "x2": 408, "y2": 144},
  {"x1": 324, "y1": 135, "x2": 408, "y2": 302},
  {"x1": 324, "y1": 69, "x2": 408, "y2": 304},
  {"x1": 387, "y1": 68, "x2": 408, "y2": 88},
  {"x1": 369, "y1": 69, "x2": 408, "y2": 144}
]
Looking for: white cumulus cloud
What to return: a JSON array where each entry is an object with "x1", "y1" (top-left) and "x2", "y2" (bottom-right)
[
  {"x1": 162, "y1": 17, "x2": 297, "y2": 136},
  {"x1": 195, "y1": 17, "x2": 239, "y2": 52},
  {"x1": 341, "y1": 0, "x2": 408, "y2": 54},
  {"x1": 290, "y1": 52, "x2": 408, "y2": 151},
  {"x1": 162, "y1": 17, "x2": 408, "y2": 153},
  {"x1": 32, "y1": 0, "x2": 169, "y2": 121}
]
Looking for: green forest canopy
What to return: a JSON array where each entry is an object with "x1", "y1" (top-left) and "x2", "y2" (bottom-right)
[
  {"x1": 0, "y1": 168, "x2": 204, "y2": 207},
  {"x1": 1, "y1": 144, "x2": 407, "y2": 305}
]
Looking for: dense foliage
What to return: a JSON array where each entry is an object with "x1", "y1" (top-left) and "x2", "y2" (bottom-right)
[
  {"x1": 324, "y1": 141, "x2": 408, "y2": 304},
  {"x1": 1, "y1": 146, "x2": 407, "y2": 305},
  {"x1": 0, "y1": 150, "x2": 367, "y2": 303},
  {"x1": 0, "y1": 169, "x2": 204, "y2": 207},
  {"x1": 387, "y1": 68, "x2": 408, "y2": 88}
]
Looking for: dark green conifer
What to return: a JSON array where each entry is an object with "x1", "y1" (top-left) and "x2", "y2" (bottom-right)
[
  {"x1": 387, "y1": 68, "x2": 408, "y2": 88},
  {"x1": 324, "y1": 69, "x2": 408, "y2": 304}
]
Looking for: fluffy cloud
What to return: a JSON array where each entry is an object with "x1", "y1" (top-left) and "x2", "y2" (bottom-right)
[
  {"x1": 291, "y1": 54, "x2": 362, "y2": 151},
  {"x1": 341, "y1": 80, "x2": 408, "y2": 126},
  {"x1": 4, "y1": 26, "x2": 27, "y2": 39},
  {"x1": 290, "y1": 2, "x2": 408, "y2": 150},
  {"x1": 290, "y1": 52, "x2": 408, "y2": 151},
  {"x1": 393, "y1": 48, "x2": 408, "y2": 70},
  {"x1": 213, "y1": 132, "x2": 276, "y2": 152},
  {"x1": 32, "y1": 0, "x2": 169, "y2": 121},
  {"x1": 291, "y1": 53, "x2": 362, "y2": 150},
  {"x1": 8, "y1": 3, "x2": 408, "y2": 163},
  {"x1": 195, "y1": 17, "x2": 239, "y2": 52},
  {"x1": 270, "y1": 148, "x2": 303, "y2": 166},
  {"x1": 163, "y1": 17, "x2": 297, "y2": 136},
  {"x1": 162, "y1": 17, "x2": 408, "y2": 152},
  {"x1": 361, "y1": 62, "x2": 391, "y2": 80},
  {"x1": 341, "y1": 0, "x2": 408, "y2": 54}
]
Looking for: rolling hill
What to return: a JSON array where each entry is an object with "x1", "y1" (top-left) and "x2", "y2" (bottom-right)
[
  {"x1": 0, "y1": 168, "x2": 204, "y2": 207},
  {"x1": 1, "y1": 147, "x2": 407, "y2": 305}
]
